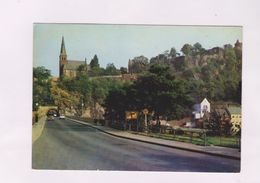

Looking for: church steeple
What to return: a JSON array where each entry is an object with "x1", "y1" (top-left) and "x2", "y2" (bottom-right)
[
  {"x1": 59, "y1": 36, "x2": 68, "y2": 78},
  {"x1": 60, "y1": 36, "x2": 67, "y2": 55}
]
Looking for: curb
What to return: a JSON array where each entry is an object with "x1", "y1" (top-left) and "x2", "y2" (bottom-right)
[
  {"x1": 68, "y1": 118, "x2": 240, "y2": 160},
  {"x1": 32, "y1": 116, "x2": 46, "y2": 144}
]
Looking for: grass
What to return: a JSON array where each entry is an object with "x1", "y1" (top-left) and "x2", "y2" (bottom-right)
[
  {"x1": 66, "y1": 116, "x2": 241, "y2": 149},
  {"x1": 207, "y1": 136, "x2": 240, "y2": 148},
  {"x1": 130, "y1": 131, "x2": 240, "y2": 148}
]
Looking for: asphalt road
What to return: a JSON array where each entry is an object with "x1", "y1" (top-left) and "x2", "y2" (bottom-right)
[{"x1": 32, "y1": 118, "x2": 240, "y2": 172}]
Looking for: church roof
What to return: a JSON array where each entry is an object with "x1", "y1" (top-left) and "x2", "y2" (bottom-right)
[{"x1": 64, "y1": 60, "x2": 86, "y2": 70}]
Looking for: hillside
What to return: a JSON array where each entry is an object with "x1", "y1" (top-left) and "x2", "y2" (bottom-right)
[{"x1": 129, "y1": 40, "x2": 242, "y2": 103}]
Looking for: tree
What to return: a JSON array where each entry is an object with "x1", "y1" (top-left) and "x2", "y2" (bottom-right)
[
  {"x1": 169, "y1": 47, "x2": 177, "y2": 58},
  {"x1": 193, "y1": 42, "x2": 205, "y2": 55},
  {"x1": 103, "y1": 64, "x2": 194, "y2": 122},
  {"x1": 90, "y1": 54, "x2": 99, "y2": 68},
  {"x1": 103, "y1": 85, "x2": 129, "y2": 121},
  {"x1": 134, "y1": 64, "x2": 194, "y2": 120},
  {"x1": 77, "y1": 64, "x2": 87, "y2": 72},
  {"x1": 59, "y1": 74, "x2": 92, "y2": 108},
  {"x1": 33, "y1": 66, "x2": 53, "y2": 110},
  {"x1": 128, "y1": 55, "x2": 149, "y2": 73},
  {"x1": 120, "y1": 67, "x2": 128, "y2": 74},
  {"x1": 33, "y1": 66, "x2": 51, "y2": 81},
  {"x1": 105, "y1": 63, "x2": 120, "y2": 75},
  {"x1": 51, "y1": 85, "x2": 81, "y2": 116},
  {"x1": 181, "y1": 44, "x2": 193, "y2": 56},
  {"x1": 88, "y1": 66, "x2": 104, "y2": 77},
  {"x1": 224, "y1": 47, "x2": 237, "y2": 71}
]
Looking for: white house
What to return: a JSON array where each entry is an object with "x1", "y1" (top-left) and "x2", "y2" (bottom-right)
[{"x1": 192, "y1": 98, "x2": 210, "y2": 119}]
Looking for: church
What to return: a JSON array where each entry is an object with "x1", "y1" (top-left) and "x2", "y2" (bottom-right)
[{"x1": 59, "y1": 36, "x2": 90, "y2": 78}]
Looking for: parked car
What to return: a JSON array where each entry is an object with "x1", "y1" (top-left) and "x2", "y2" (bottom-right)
[{"x1": 47, "y1": 115, "x2": 54, "y2": 121}]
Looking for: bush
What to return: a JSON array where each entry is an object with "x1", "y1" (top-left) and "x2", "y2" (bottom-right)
[{"x1": 172, "y1": 128, "x2": 184, "y2": 135}]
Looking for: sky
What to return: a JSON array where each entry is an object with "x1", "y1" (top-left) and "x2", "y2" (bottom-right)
[{"x1": 33, "y1": 24, "x2": 242, "y2": 76}]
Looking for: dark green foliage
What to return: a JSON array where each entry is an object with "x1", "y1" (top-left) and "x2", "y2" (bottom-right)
[
  {"x1": 33, "y1": 67, "x2": 54, "y2": 110},
  {"x1": 88, "y1": 67, "x2": 105, "y2": 77},
  {"x1": 103, "y1": 64, "x2": 194, "y2": 120},
  {"x1": 103, "y1": 85, "x2": 129, "y2": 121},
  {"x1": 105, "y1": 63, "x2": 121, "y2": 75},
  {"x1": 59, "y1": 74, "x2": 92, "y2": 105},
  {"x1": 181, "y1": 44, "x2": 193, "y2": 56},
  {"x1": 90, "y1": 54, "x2": 99, "y2": 68},
  {"x1": 193, "y1": 42, "x2": 206, "y2": 55},
  {"x1": 169, "y1": 47, "x2": 177, "y2": 58},
  {"x1": 120, "y1": 67, "x2": 128, "y2": 74},
  {"x1": 129, "y1": 56, "x2": 149, "y2": 73},
  {"x1": 77, "y1": 64, "x2": 87, "y2": 72},
  {"x1": 208, "y1": 110, "x2": 221, "y2": 135},
  {"x1": 174, "y1": 56, "x2": 187, "y2": 71}
]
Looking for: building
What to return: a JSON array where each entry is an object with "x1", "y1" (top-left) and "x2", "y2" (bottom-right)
[
  {"x1": 192, "y1": 98, "x2": 211, "y2": 128},
  {"x1": 227, "y1": 106, "x2": 241, "y2": 125},
  {"x1": 234, "y1": 40, "x2": 242, "y2": 50},
  {"x1": 59, "y1": 36, "x2": 90, "y2": 78},
  {"x1": 192, "y1": 98, "x2": 211, "y2": 119}
]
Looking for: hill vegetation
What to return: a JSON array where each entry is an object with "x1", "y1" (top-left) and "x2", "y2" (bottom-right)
[{"x1": 33, "y1": 41, "x2": 242, "y2": 121}]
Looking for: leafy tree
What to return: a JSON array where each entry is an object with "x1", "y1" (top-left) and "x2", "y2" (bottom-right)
[
  {"x1": 51, "y1": 85, "x2": 81, "y2": 116},
  {"x1": 133, "y1": 64, "x2": 194, "y2": 119},
  {"x1": 103, "y1": 64, "x2": 194, "y2": 121},
  {"x1": 120, "y1": 67, "x2": 128, "y2": 74},
  {"x1": 33, "y1": 67, "x2": 53, "y2": 110},
  {"x1": 181, "y1": 44, "x2": 193, "y2": 56},
  {"x1": 77, "y1": 64, "x2": 87, "y2": 72},
  {"x1": 33, "y1": 66, "x2": 51, "y2": 81},
  {"x1": 59, "y1": 74, "x2": 92, "y2": 107},
  {"x1": 193, "y1": 42, "x2": 205, "y2": 55},
  {"x1": 88, "y1": 66, "x2": 104, "y2": 77},
  {"x1": 169, "y1": 47, "x2": 177, "y2": 58},
  {"x1": 129, "y1": 56, "x2": 149, "y2": 73},
  {"x1": 90, "y1": 54, "x2": 99, "y2": 68},
  {"x1": 208, "y1": 109, "x2": 222, "y2": 135},
  {"x1": 224, "y1": 47, "x2": 237, "y2": 71},
  {"x1": 103, "y1": 85, "x2": 129, "y2": 121},
  {"x1": 105, "y1": 63, "x2": 120, "y2": 75}
]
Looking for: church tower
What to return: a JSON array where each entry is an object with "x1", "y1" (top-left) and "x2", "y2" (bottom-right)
[{"x1": 59, "y1": 36, "x2": 67, "y2": 78}]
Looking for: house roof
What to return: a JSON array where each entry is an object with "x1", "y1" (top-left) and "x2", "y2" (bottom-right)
[
  {"x1": 228, "y1": 106, "x2": 241, "y2": 114},
  {"x1": 64, "y1": 60, "x2": 86, "y2": 70},
  {"x1": 201, "y1": 98, "x2": 210, "y2": 104}
]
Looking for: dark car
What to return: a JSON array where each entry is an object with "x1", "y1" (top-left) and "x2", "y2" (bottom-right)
[{"x1": 47, "y1": 115, "x2": 54, "y2": 121}]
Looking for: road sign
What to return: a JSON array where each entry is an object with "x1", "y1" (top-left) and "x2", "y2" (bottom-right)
[{"x1": 125, "y1": 111, "x2": 138, "y2": 120}]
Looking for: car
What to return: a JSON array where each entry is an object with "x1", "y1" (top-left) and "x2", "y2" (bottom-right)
[
  {"x1": 59, "y1": 114, "x2": 65, "y2": 120},
  {"x1": 47, "y1": 115, "x2": 54, "y2": 121}
]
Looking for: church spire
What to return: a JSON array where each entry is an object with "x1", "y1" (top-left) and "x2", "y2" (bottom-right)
[{"x1": 60, "y1": 36, "x2": 67, "y2": 55}]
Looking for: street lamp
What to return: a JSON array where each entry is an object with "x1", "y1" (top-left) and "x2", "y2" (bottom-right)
[
  {"x1": 35, "y1": 102, "x2": 39, "y2": 111},
  {"x1": 81, "y1": 101, "x2": 84, "y2": 116}
]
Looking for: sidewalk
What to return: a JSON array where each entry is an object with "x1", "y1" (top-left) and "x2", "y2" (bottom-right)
[
  {"x1": 32, "y1": 116, "x2": 46, "y2": 144},
  {"x1": 69, "y1": 118, "x2": 241, "y2": 160}
]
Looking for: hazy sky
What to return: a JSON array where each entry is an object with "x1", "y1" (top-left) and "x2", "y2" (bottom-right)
[{"x1": 33, "y1": 24, "x2": 242, "y2": 76}]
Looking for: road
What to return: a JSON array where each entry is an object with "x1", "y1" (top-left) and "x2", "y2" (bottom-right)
[{"x1": 32, "y1": 118, "x2": 240, "y2": 171}]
